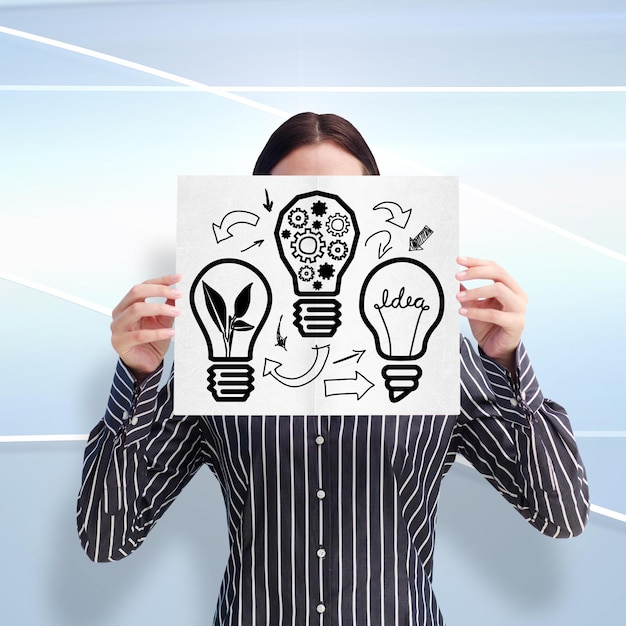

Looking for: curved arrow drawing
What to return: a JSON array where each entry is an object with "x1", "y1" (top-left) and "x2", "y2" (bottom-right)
[
  {"x1": 373, "y1": 201, "x2": 412, "y2": 229},
  {"x1": 365, "y1": 230, "x2": 393, "y2": 259},
  {"x1": 324, "y1": 372, "x2": 374, "y2": 400},
  {"x1": 263, "y1": 344, "x2": 330, "y2": 387},
  {"x1": 213, "y1": 211, "x2": 260, "y2": 243}
]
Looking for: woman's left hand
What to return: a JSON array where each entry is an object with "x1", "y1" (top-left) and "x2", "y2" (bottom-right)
[{"x1": 456, "y1": 256, "x2": 527, "y2": 373}]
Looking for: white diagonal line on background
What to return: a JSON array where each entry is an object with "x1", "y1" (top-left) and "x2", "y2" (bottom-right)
[
  {"x1": 0, "y1": 25, "x2": 289, "y2": 118},
  {"x1": 0, "y1": 271, "x2": 111, "y2": 316}
]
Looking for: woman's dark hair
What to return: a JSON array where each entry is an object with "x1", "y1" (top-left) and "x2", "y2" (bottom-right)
[{"x1": 253, "y1": 112, "x2": 380, "y2": 175}]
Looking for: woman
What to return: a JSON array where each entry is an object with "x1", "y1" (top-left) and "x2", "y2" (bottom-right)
[{"x1": 77, "y1": 112, "x2": 589, "y2": 626}]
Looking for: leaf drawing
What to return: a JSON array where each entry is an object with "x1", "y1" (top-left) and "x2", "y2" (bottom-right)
[
  {"x1": 233, "y1": 320, "x2": 255, "y2": 331},
  {"x1": 203, "y1": 281, "x2": 227, "y2": 333},
  {"x1": 234, "y1": 283, "x2": 252, "y2": 318}
]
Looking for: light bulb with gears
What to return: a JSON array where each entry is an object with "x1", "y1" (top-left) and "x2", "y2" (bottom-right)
[{"x1": 274, "y1": 191, "x2": 360, "y2": 337}]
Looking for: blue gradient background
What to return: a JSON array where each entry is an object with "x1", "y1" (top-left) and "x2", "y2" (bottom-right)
[{"x1": 1, "y1": 1, "x2": 624, "y2": 624}]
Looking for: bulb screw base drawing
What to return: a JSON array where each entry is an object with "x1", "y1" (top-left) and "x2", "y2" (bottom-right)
[
  {"x1": 381, "y1": 364, "x2": 422, "y2": 403},
  {"x1": 207, "y1": 364, "x2": 255, "y2": 402},
  {"x1": 293, "y1": 298, "x2": 342, "y2": 337}
]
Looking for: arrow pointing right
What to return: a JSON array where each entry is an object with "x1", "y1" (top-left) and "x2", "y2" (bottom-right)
[{"x1": 324, "y1": 371, "x2": 374, "y2": 400}]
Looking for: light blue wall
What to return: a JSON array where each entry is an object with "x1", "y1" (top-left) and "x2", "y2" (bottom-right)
[{"x1": 1, "y1": 1, "x2": 624, "y2": 624}]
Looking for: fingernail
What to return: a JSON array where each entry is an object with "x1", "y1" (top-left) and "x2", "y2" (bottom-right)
[
  {"x1": 456, "y1": 271, "x2": 467, "y2": 279},
  {"x1": 459, "y1": 307, "x2": 468, "y2": 316},
  {"x1": 171, "y1": 289, "x2": 183, "y2": 297}
]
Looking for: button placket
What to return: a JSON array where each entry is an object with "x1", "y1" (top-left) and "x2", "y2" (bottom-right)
[{"x1": 315, "y1": 420, "x2": 327, "y2": 619}]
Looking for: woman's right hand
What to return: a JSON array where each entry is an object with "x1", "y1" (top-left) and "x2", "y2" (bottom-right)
[{"x1": 110, "y1": 274, "x2": 182, "y2": 382}]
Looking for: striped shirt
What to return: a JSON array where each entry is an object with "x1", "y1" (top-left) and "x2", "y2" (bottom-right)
[{"x1": 77, "y1": 336, "x2": 589, "y2": 625}]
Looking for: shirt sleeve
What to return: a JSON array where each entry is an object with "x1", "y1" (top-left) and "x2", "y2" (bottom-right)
[
  {"x1": 454, "y1": 336, "x2": 590, "y2": 538},
  {"x1": 76, "y1": 360, "x2": 206, "y2": 562}
]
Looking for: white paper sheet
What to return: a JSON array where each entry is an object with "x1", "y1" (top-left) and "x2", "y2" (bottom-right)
[{"x1": 175, "y1": 176, "x2": 459, "y2": 415}]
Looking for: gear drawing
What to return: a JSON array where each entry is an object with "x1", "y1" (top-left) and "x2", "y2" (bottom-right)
[
  {"x1": 328, "y1": 239, "x2": 348, "y2": 261},
  {"x1": 298, "y1": 265, "x2": 315, "y2": 282},
  {"x1": 326, "y1": 212, "x2": 350, "y2": 237},
  {"x1": 318, "y1": 263, "x2": 336, "y2": 280},
  {"x1": 290, "y1": 228, "x2": 326, "y2": 264},
  {"x1": 287, "y1": 207, "x2": 308, "y2": 229},
  {"x1": 311, "y1": 200, "x2": 327, "y2": 217}
]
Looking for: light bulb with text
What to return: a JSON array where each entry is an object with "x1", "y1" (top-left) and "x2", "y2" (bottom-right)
[
  {"x1": 359, "y1": 258, "x2": 444, "y2": 403},
  {"x1": 190, "y1": 259, "x2": 272, "y2": 402}
]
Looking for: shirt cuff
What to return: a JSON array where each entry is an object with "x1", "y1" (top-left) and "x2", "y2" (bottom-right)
[
  {"x1": 103, "y1": 360, "x2": 164, "y2": 439},
  {"x1": 478, "y1": 342, "x2": 544, "y2": 425}
]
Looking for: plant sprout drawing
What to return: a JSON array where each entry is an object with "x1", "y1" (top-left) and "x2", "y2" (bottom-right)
[{"x1": 202, "y1": 281, "x2": 255, "y2": 358}]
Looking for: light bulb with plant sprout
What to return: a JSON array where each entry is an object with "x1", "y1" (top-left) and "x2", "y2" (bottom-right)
[
  {"x1": 359, "y1": 258, "x2": 444, "y2": 403},
  {"x1": 190, "y1": 259, "x2": 272, "y2": 402},
  {"x1": 274, "y1": 190, "x2": 360, "y2": 337}
]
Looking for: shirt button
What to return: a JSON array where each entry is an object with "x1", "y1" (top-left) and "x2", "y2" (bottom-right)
[
  {"x1": 130, "y1": 416, "x2": 139, "y2": 426},
  {"x1": 316, "y1": 489, "x2": 326, "y2": 500},
  {"x1": 510, "y1": 398, "x2": 518, "y2": 407},
  {"x1": 315, "y1": 435, "x2": 325, "y2": 445},
  {"x1": 317, "y1": 548, "x2": 326, "y2": 558},
  {"x1": 316, "y1": 604, "x2": 325, "y2": 614}
]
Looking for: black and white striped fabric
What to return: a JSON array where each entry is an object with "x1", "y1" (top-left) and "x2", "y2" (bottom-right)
[{"x1": 77, "y1": 336, "x2": 589, "y2": 625}]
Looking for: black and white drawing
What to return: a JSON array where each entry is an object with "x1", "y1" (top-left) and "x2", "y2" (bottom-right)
[
  {"x1": 176, "y1": 176, "x2": 459, "y2": 414},
  {"x1": 359, "y1": 258, "x2": 444, "y2": 403},
  {"x1": 274, "y1": 190, "x2": 360, "y2": 337},
  {"x1": 189, "y1": 259, "x2": 272, "y2": 402}
]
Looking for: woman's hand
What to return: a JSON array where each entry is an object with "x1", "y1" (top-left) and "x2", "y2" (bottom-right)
[
  {"x1": 110, "y1": 274, "x2": 182, "y2": 382},
  {"x1": 456, "y1": 257, "x2": 527, "y2": 373}
]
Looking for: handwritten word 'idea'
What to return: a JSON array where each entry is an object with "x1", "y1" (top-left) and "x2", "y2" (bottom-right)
[{"x1": 373, "y1": 288, "x2": 430, "y2": 312}]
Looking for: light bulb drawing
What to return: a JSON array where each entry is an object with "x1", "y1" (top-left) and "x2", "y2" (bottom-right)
[
  {"x1": 359, "y1": 258, "x2": 444, "y2": 403},
  {"x1": 274, "y1": 190, "x2": 360, "y2": 337},
  {"x1": 190, "y1": 259, "x2": 272, "y2": 402}
]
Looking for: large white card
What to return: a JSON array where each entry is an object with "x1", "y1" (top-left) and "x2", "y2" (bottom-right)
[{"x1": 175, "y1": 176, "x2": 459, "y2": 415}]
